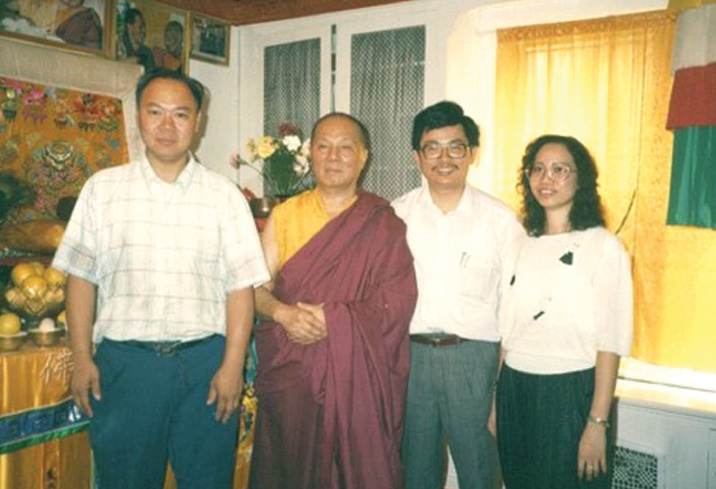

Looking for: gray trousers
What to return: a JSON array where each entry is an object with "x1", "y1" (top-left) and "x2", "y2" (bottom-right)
[{"x1": 402, "y1": 339, "x2": 500, "y2": 489}]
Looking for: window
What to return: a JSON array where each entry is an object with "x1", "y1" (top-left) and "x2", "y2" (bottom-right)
[
  {"x1": 263, "y1": 38, "x2": 321, "y2": 138},
  {"x1": 240, "y1": 5, "x2": 440, "y2": 200},
  {"x1": 349, "y1": 26, "x2": 425, "y2": 200}
]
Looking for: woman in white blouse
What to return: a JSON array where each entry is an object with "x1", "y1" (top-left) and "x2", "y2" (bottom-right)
[{"x1": 492, "y1": 135, "x2": 633, "y2": 488}]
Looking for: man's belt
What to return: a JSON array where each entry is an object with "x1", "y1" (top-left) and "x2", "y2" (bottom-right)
[
  {"x1": 409, "y1": 333, "x2": 468, "y2": 347},
  {"x1": 117, "y1": 334, "x2": 217, "y2": 357}
]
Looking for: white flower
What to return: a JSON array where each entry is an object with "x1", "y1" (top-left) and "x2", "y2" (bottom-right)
[
  {"x1": 294, "y1": 154, "x2": 310, "y2": 175},
  {"x1": 300, "y1": 138, "x2": 311, "y2": 156},
  {"x1": 282, "y1": 135, "x2": 302, "y2": 152}
]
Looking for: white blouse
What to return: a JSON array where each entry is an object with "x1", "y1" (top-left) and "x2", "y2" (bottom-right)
[{"x1": 500, "y1": 227, "x2": 633, "y2": 374}]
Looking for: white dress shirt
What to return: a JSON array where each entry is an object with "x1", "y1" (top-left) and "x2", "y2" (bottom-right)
[
  {"x1": 392, "y1": 184, "x2": 524, "y2": 341},
  {"x1": 53, "y1": 154, "x2": 270, "y2": 343}
]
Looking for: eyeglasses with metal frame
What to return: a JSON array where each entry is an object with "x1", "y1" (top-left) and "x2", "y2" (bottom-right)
[
  {"x1": 419, "y1": 142, "x2": 469, "y2": 160},
  {"x1": 525, "y1": 162, "x2": 576, "y2": 182}
]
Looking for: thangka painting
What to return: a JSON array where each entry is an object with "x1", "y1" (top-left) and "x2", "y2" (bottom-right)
[{"x1": 0, "y1": 76, "x2": 127, "y2": 221}]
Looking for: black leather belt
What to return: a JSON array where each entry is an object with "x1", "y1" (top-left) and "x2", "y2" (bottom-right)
[
  {"x1": 410, "y1": 334, "x2": 467, "y2": 347},
  {"x1": 117, "y1": 334, "x2": 217, "y2": 357}
]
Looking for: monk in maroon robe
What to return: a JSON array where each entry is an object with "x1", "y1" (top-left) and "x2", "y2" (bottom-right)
[
  {"x1": 55, "y1": 1, "x2": 102, "y2": 50},
  {"x1": 250, "y1": 113, "x2": 417, "y2": 489}
]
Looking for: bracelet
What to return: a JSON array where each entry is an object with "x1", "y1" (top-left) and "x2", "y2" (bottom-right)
[{"x1": 587, "y1": 414, "x2": 610, "y2": 429}]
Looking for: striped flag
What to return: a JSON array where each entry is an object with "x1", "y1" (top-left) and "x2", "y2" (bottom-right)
[{"x1": 666, "y1": 3, "x2": 716, "y2": 229}]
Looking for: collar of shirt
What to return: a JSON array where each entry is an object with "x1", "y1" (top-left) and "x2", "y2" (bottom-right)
[
  {"x1": 416, "y1": 182, "x2": 480, "y2": 223},
  {"x1": 139, "y1": 153, "x2": 197, "y2": 194}
]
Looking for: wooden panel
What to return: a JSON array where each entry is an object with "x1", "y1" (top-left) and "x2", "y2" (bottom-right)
[{"x1": 160, "y1": 0, "x2": 415, "y2": 25}]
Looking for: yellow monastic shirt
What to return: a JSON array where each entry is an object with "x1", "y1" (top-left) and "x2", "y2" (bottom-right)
[{"x1": 272, "y1": 189, "x2": 355, "y2": 267}]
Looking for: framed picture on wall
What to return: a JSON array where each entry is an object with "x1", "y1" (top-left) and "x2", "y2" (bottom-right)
[
  {"x1": 190, "y1": 13, "x2": 230, "y2": 66},
  {"x1": 113, "y1": 0, "x2": 189, "y2": 74},
  {"x1": 0, "y1": 0, "x2": 110, "y2": 56}
]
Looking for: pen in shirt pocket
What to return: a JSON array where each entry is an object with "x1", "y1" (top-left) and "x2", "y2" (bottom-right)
[{"x1": 460, "y1": 252, "x2": 471, "y2": 267}]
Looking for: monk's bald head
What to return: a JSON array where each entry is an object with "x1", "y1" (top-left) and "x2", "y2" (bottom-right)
[{"x1": 311, "y1": 113, "x2": 371, "y2": 152}]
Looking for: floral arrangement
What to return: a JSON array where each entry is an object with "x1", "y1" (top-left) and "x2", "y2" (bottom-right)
[{"x1": 232, "y1": 121, "x2": 311, "y2": 198}]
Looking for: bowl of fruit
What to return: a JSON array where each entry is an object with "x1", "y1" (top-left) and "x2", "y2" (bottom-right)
[
  {"x1": 0, "y1": 312, "x2": 27, "y2": 351},
  {"x1": 3, "y1": 261, "x2": 67, "y2": 330}
]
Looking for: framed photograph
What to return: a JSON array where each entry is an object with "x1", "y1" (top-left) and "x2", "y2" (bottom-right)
[
  {"x1": 113, "y1": 0, "x2": 189, "y2": 74},
  {"x1": 190, "y1": 13, "x2": 230, "y2": 66},
  {"x1": 0, "y1": 0, "x2": 110, "y2": 56}
]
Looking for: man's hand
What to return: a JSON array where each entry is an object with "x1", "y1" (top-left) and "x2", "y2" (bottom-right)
[
  {"x1": 71, "y1": 357, "x2": 101, "y2": 417},
  {"x1": 577, "y1": 422, "x2": 607, "y2": 481},
  {"x1": 207, "y1": 363, "x2": 243, "y2": 423},
  {"x1": 274, "y1": 301, "x2": 327, "y2": 344}
]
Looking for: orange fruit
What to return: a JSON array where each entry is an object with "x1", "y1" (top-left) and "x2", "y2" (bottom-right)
[
  {"x1": 24, "y1": 297, "x2": 45, "y2": 315},
  {"x1": 28, "y1": 261, "x2": 46, "y2": 276},
  {"x1": 21, "y1": 275, "x2": 49, "y2": 300},
  {"x1": 0, "y1": 313, "x2": 21, "y2": 335},
  {"x1": 11, "y1": 263, "x2": 37, "y2": 287},
  {"x1": 45, "y1": 287, "x2": 65, "y2": 305},
  {"x1": 4, "y1": 288, "x2": 25, "y2": 309},
  {"x1": 44, "y1": 267, "x2": 67, "y2": 288}
]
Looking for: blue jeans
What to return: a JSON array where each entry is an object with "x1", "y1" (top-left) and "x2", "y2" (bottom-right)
[
  {"x1": 402, "y1": 339, "x2": 500, "y2": 489},
  {"x1": 90, "y1": 335, "x2": 238, "y2": 489}
]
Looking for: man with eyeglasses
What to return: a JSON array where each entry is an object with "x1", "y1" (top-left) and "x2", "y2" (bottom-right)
[{"x1": 392, "y1": 101, "x2": 524, "y2": 489}]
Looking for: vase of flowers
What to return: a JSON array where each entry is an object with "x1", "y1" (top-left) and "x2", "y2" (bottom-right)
[{"x1": 232, "y1": 122, "x2": 312, "y2": 199}]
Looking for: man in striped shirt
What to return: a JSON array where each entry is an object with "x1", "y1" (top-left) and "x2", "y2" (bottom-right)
[{"x1": 53, "y1": 69, "x2": 269, "y2": 489}]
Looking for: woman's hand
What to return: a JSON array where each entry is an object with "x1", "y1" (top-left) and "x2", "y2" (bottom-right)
[
  {"x1": 577, "y1": 422, "x2": 607, "y2": 480},
  {"x1": 487, "y1": 394, "x2": 497, "y2": 438}
]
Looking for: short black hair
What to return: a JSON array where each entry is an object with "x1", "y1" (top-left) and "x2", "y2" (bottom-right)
[
  {"x1": 411, "y1": 101, "x2": 479, "y2": 151},
  {"x1": 135, "y1": 69, "x2": 205, "y2": 110},
  {"x1": 310, "y1": 112, "x2": 371, "y2": 152}
]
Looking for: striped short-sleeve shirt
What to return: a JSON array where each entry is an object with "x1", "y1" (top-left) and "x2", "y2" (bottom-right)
[{"x1": 53, "y1": 155, "x2": 270, "y2": 343}]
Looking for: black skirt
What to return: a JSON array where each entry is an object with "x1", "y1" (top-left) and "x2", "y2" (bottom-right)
[{"x1": 496, "y1": 364, "x2": 613, "y2": 489}]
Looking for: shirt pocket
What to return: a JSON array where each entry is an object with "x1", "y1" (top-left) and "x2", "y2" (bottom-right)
[{"x1": 458, "y1": 254, "x2": 498, "y2": 303}]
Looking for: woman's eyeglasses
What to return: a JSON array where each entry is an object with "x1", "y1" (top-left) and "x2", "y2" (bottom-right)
[{"x1": 525, "y1": 162, "x2": 576, "y2": 181}]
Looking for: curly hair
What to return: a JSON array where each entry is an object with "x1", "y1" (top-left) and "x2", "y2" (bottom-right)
[{"x1": 518, "y1": 134, "x2": 605, "y2": 236}]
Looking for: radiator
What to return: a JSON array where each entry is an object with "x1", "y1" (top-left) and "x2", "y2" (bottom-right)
[{"x1": 612, "y1": 442, "x2": 665, "y2": 489}]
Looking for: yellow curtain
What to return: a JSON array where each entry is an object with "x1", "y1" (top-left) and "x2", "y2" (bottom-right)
[
  {"x1": 668, "y1": 0, "x2": 716, "y2": 12},
  {"x1": 495, "y1": 11, "x2": 716, "y2": 373},
  {"x1": 495, "y1": 11, "x2": 674, "y2": 232}
]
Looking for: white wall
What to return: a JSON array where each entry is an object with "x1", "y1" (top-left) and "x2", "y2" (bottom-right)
[{"x1": 189, "y1": 26, "x2": 241, "y2": 182}]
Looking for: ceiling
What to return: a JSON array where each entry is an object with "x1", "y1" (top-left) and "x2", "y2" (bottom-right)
[{"x1": 160, "y1": 0, "x2": 415, "y2": 25}]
